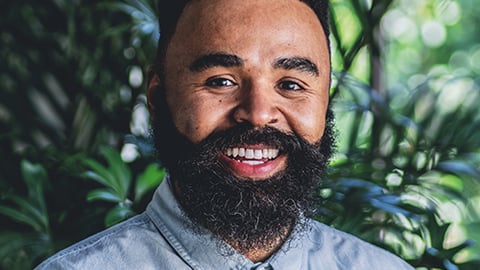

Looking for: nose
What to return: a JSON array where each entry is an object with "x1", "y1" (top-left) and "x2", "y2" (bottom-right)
[{"x1": 232, "y1": 82, "x2": 279, "y2": 127}]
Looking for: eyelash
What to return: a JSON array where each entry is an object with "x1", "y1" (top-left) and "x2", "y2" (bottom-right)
[
  {"x1": 278, "y1": 80, "x2": 304, "y2": 91},
  {"x1": 205, "y1": 77, "x2": 236, "y2": 87},
  {"x1": 205, "y1": 77, "x2": 305, "y2": 91}
]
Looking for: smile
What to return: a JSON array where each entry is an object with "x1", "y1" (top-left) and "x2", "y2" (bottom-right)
[
  {"x1": 224, "y1": 147, "x2": 280, "y2": 165},
  {"x1": 220, "y1": 144, "x2": 287, "y2": 179}
]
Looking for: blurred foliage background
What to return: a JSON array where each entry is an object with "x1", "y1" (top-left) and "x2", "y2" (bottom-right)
[{"x1": 1, "y1": 0, "x2": 479, "y2": 269}]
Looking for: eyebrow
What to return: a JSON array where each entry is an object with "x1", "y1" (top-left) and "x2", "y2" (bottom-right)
[
  {"x1": 273, "y1": 57, "x2": 319, "y2": 76},
  {"x1": 189, "y1": 53, "x2": 243, "y2": 72},
  {"x1": 189, "y1": 53, "x2": 319, "y2": 77}
]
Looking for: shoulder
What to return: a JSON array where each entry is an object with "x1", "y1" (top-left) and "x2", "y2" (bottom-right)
[
  {"x1": 34, "y1": 213, "x2": 174, "y2": 269},
  {"x1": 304, "y1": 220, "x2": 414, "y2": 269}
]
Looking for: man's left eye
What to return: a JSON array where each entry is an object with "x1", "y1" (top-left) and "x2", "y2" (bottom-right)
[{"x1": 278, "y1": 80, "x2": 303, "y2": 91}]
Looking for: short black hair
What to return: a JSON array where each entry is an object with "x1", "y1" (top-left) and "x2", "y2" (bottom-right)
[{"x1": 154, "y1": 0, "x2": 330, "y2": 69}]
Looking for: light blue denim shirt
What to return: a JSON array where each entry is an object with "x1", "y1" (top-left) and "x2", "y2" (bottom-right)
[{"x1": 35, "y1": 179, "x2": 414, "y2": 270}]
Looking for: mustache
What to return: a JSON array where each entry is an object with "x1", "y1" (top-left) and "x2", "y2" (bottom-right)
[
  {"x1": 177, "y1": 123, "x2": 326, "y2": 178},
  {"x1": 193, "y1": 123, "x2": 313, "y2": 158}
]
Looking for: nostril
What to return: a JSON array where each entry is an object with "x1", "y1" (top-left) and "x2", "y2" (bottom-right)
[
  {"x1": 232, "y1": 106, "x2": 279, "y2": 127},
  {"x1": 268, "y1": 118, "x2": 278, "y2": 124},
  {"x1": 231, "y1": 87, "x2": 279, "y2": 126}
]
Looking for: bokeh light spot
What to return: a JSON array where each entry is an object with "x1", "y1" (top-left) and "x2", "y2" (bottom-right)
[{"x1": 421, "y1": 20, "x2": 447, "y2": 48}]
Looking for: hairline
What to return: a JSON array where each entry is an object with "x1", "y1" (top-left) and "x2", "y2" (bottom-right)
[{"x1": 154, "y1": 0, "x2": 330, "y2": 76}]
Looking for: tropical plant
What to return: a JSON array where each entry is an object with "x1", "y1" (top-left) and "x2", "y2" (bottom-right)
[
  {"x1": 82, "y1": 146, "x2": 165, "y2": 227},
  {"x1": 324, "y1": 0, "x2": 480, "y2": 268},
  {"x1": 1, "y1": 0, "x2": 160, "y2": 268},
  {"x1": 321, "y1": 72, "x2": 480, "y2": 269},
  {"x1": 0, "y1": 160, "x2": 53, "y2": 269},
  {"x1": 1, "y1": 0, "x2": 480, "y2": 269}
]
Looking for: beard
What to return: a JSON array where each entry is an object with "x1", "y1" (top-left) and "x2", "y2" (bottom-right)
[{"x1": 151, "y1": 92, "x2": 335, "y2": 254}]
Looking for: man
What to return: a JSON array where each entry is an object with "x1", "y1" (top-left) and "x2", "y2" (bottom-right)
[{"x1": 36, "y1": 0, "x2": 413, "y2": 269}]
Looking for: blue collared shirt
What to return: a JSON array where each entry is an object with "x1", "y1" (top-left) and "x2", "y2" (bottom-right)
[{"x1": 35, "y1": 180, "x2": 414, "y2": 269}]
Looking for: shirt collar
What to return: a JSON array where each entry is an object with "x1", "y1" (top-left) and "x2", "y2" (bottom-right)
[{"x1": 146, "y1": 176, "x2": 307, "y2": 270}]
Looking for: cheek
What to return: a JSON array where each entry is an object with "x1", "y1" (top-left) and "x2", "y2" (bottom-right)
[
  {"x1": 169, "y1": 99, "x2": 202, "y2": 141},
  {"x1": 300, "y1": 115, "x2": 326, "y2": 144},
  {"x1": 167, "y1": 96, "x2": 230, "y2": 143},
  {"x1": 288, "y1": 102, "x2": 327, "y2": 144},
  {"x1": 307, "y1": 112, "x2": 327, "y2": 143}
]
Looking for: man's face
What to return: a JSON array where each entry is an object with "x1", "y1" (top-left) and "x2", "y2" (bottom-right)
[
  {"x1": 149, "y1": 0, "x2": 334, "y2": 252},
  {"x1": 161, "y1": 0, "x2": 331, "y2": 181}
]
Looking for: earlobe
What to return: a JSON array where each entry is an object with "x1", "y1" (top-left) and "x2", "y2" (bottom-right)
[{"x1": 147, "y1": 65, "x2": 162, "y2": 121}]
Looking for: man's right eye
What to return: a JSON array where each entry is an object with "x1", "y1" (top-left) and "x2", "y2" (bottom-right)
[{"x1": 205, "y1": 77, "x2": 235, "y2": 87}]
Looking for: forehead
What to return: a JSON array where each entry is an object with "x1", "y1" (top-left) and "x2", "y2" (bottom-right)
[
  {"x1": 182, "y1": 0, "x2": 323, "y2": 40},
  {"x1": 165, "y1": 0, "x2": 329, "y2": 71}
]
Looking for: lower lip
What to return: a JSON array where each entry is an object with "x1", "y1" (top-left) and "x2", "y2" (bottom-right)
[{"x1": 219, "y1": 153, "x2": 287, "y2": 180}]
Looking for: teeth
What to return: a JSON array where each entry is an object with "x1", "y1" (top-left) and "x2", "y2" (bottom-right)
[
  {"x1": 242, "y1": 160, "x2": 265, "y2": 165},
  {"x1": 271, "y1": 149, "x2": 279, "y2": 158},
  {"x1": 254, "y1": 149, "x2": 263, "y2": 159},
  {"x1": 245, "y1": 149, "x2": 254, "y2": 159},
  {"x1": 224, "y1": 147, "x2": 280, "y2": 160},
  {"x1": 239, "y1": 148, "x2": 245, "y2": 157}
]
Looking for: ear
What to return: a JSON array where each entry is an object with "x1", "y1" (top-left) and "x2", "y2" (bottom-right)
[{"x1": 146, "y1": 65, "x2": 162, "y2": 122}]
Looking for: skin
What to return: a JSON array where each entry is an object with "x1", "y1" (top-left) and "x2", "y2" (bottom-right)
[{"x1": 148, "y1": 0, "x2": 331, "y2": 261}]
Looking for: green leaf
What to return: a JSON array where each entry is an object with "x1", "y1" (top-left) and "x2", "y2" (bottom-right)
[
  {"x1": 0, "y1": 231, "x2": 52, "y2": 269},
  {"x1": 82, "y1": 157, "x2": 126, "y2": 197},
  {"x1": 110, "y1": 0, "x2": 159, "y2": 41},
  {"x1": 82, "y1": 170, "x2": 111, "y2": 187},
  {"x1": 369, "y1": 196, "x2": 414, "y2": 218},
  {"x1": 100, "y1": 146, "x2": 131, "y2": 198},
  {"x1": 21, "y1": 159, "x2": 47, "y2": 189},
  {"x1": 104, "y1": 205, "x2": 135, "y2": 227},
  {"x1": 20, "y1": 160, "x2": 47, "y2": 213},
  {"x1": 134, "y1": 164, "x2": 165, "y2": 201},
  {"x1": 437, "y1": 161, "x2": 480, "y2": 178},
  {"x1": 8, "y1": 195, "x2": 48, "y2": 232},
  {"x1": 82, "y1": 158, "x2": 117, "y2": 187},
  {"x1": 86, "y1": 189, "x2": 123, "y2": 203},
  {"x1": 439, "y1": 174, "x2": 464, "y2": 192},
  {"x1": 0, "y1": 205, "x2": 43, "y2": 232},
  {"x1": 440, "y1": 240, "x2": 476, "y2": 260}
]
